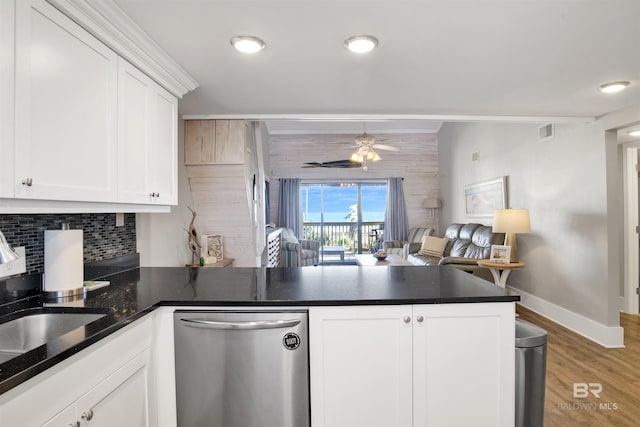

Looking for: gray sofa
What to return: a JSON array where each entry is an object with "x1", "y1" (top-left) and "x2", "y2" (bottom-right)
[
  {"x1": 407, "y1": 223, "x2": 505, "y2": 277},
  {"x1": 382, "y1": 227, "x2": 434, "y2": 259}
]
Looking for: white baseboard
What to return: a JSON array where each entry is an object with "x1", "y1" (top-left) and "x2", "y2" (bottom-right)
[{"x1": 510, "y1": 287, "x2": 625, "y2": 348}]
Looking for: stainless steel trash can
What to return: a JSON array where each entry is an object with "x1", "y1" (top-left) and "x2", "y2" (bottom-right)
[{"x1": 515, "y1": 319, "x2": 548, "y2": 427}]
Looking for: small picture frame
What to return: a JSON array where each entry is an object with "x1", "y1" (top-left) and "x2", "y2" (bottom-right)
[
  {"x1": 490, "y1": 245, "x2": 511, "y2": 264},
  {"x1": 201, "y1": 234, "x2": 224, "y2": 262}
]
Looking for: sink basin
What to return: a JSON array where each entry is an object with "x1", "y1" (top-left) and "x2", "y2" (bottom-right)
[{"x1": 0, "y1": 309, "x2": 109, "y2": 361}]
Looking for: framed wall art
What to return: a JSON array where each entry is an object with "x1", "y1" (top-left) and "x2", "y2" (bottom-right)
[{"x1": 464, "y1": 176, "x2": 508, "y2": 217}]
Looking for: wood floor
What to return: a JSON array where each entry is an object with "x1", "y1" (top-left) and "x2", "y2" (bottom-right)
[{"x1": 516, "y1": 305, "x2": 640, "y2": 427}]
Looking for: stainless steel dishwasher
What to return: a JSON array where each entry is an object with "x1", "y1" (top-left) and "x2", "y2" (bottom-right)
[{"x1": 173, "y1": 310, "x2": 309, "y2": 427}]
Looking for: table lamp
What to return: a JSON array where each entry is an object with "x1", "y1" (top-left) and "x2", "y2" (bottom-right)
[{"x1": 492, "y1": 209, "x2": 531, "y2": 263}]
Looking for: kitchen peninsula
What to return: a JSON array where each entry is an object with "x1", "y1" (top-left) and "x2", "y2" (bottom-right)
[{"x1": 0, "y1": 266, "x2": 519, "y2": 426}]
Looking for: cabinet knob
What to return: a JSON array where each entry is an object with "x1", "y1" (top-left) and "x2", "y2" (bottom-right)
[
  {"x1": 149, "y1": 192, "x2": 156, "y2": 197},
  {"x1": 21, "y1": 178, "x2": 33, "y2": 187},
  {"x1": 403, "y1": 315, "x2": 411, "y2": 323},
  {"x1": 68, "y1": 423, "x2": 80, "y2": 427},
  {"x1": 416, "y1": 315, "x2": 424, "y2": 323},
  {"x1": 81, "y1": 410, "x2": 94, "y2": 421},
  {"x1": 156, "y1": 192, "x2": 160, "y2": 198}
]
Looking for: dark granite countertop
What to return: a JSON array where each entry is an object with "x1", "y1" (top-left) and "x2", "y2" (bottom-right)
[{"x1": 0, "y1": 265, "x2": 519, "y2": 395}]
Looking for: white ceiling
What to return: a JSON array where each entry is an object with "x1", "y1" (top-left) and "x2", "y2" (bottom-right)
[{"x1": 114, "y1": 0, "x2": 640, "y2": 133}]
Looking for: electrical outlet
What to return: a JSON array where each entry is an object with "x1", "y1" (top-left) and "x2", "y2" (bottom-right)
[{"x1": 0, "y1": 247, "x2": 27, "y2": 279}]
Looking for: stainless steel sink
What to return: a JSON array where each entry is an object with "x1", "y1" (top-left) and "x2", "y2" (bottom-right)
[{"x1": 0, "y1": 309, "x2": 108, "y2": 362}]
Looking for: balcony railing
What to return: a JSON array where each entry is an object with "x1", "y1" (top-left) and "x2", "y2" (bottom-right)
[{"x1": 302, "y1": 221, "x2": 384, "y2": 254}]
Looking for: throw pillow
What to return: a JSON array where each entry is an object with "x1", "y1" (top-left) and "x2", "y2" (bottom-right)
[
  {"x1": 280, "y1": 228, "x2": 299, "y2": 245},
  {"x1": 417, "y1": 236, "x2": 448, "y2": 258}
]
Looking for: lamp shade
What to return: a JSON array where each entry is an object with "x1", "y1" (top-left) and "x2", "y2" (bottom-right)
[
  {"x1": 492, "y1": 209, "x2": 531, "y2": 233},
  {"x1": 0, "y1": 231, "x2": 19, "y2": 264},
  {"x1": 423, "y1": 198, "x2": 441, "y2": 208}
]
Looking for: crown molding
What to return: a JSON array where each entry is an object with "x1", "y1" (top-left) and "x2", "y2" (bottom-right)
[{"x1": 47, "y1": 0, "x2": 198, "y2": 98}]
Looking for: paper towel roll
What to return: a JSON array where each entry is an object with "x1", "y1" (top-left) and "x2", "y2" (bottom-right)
[{"x1": 44, "y1": 229, "x2": 83, "y2": 293}]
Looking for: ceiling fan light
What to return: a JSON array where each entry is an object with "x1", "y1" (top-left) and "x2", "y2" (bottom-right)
[
  {"x1": 231, "y1": 36, "x2": 266, "y2": 53},
  {"x1": 344, "y1": 35, "x2": 378, "y2": 53},
  {"x1": 371, "y1": 151, "x2": 381, "y2": 162},
  {"x1": 599, "y1": 81, "x2": 630, "y2": 93},
  {"x1": 350, "y1": 152, "x2": 363, "y2": 162}
]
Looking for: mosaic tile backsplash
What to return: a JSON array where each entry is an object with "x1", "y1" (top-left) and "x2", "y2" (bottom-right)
[{"x1": 0, "y1": 214, "x2": 136, "y2": 275}]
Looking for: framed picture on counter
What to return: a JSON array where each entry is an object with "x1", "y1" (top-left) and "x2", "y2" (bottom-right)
[{"x1": 201, "y1": 234, "x2": 223, "y2": 262}]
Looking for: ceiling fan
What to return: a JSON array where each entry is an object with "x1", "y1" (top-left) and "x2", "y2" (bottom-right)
[{"x1": 349, "y1": 123, "x2": 400, "y2": 171}]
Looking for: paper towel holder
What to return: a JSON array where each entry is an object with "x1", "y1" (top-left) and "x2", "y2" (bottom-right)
[{"x1": 43, "y1": 224, "x2": 86, "y2": 299}]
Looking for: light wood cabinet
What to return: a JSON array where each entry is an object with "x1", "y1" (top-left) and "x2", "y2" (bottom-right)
[
  {"x1": 118, "y1": 58, "x2": 177, "y2": 205},
  {"x1": 310, "y1": 303, "x2": 515, "y2": 427},
  {"x1": 14, "y1": 0, "x2": 118, "y2": 202},
  {"x1": 185, "y1": 119, "x2": 246, "y2": 165}
]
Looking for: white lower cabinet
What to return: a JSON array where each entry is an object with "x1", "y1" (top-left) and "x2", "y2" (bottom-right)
[
  {"x1": 309, "y1": 303, "x2": 515, "y2": 427},
  {"x1": 0, "y1": 316, "x2": 153, "y2": 427}
]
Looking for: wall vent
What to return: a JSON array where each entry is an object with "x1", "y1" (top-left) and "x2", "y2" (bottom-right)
[{"x1": 538, "y1": 123, "x2": 554, "y2": 142}]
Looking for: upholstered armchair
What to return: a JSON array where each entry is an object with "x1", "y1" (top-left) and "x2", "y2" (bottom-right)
[
  {"x1": 280, "y1": 228, "x2": 320, "y2": 267},
  {"x1": 382, "y1": 227, "x2": 434, "y2": 259}
]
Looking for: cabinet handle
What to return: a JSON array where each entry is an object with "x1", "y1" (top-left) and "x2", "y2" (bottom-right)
[
  {"x1": 416, "y1": 315, "x2": 424, "y2": 323},
  {"x1": 21, "y1": 178, "x2": 33, "y2": 187},
  {"x1": 149, "y1": 192, "x2": 156, "y2": 197},
  {"x1": 403, "y1": 315, "x2": 411, "y2": 323},
  {"x1": 68, "y1": 423, "x2": 80, "y2": 427},
  {"x1": 81, "y1": 410, "x2": 94, "y2": 421}
]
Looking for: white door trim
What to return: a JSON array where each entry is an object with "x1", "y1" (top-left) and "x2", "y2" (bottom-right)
[{"x1": 623, "y1": 144, "x2": 639, "y2": 314}]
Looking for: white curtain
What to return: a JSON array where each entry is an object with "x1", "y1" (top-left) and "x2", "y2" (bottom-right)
[
  {"x1": 278, "y1": 178, "x2": 303, "y2": 238},
  {"x1": 384, "y1": 177, "x2": 409, "y2": 241}
]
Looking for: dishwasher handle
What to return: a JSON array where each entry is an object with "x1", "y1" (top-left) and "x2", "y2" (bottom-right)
[{"x1": 179, "y1": 318, "x2": 301, "y2": 330}]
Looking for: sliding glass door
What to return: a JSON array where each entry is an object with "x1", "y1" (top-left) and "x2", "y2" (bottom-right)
[{"x1": 301, "y1": 182, "x2": 386, "y2": 263}]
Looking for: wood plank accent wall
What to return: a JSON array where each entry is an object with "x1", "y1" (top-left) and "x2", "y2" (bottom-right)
[
  {"x1": 187, "y1": 164, "x2": 256, "y2": 267},
  {"x1": 269, "y1": 133, "x2": 441, "y2": 235}
]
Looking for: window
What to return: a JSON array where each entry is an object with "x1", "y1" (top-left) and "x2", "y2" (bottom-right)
[{"x1": 301, "y1": 182, "x2": 387, "y2": 262}]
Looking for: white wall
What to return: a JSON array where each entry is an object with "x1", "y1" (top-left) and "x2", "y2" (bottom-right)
[
  {"x1": 137, "y1": 118, "x2": 195, "y2": 266},
  {"x1": 438, "y1": 104, "x2": 640, "y2": 346}
]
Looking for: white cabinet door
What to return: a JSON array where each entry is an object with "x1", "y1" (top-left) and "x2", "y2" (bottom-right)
[
  {"x1": 413, "y1": 303, "x2": 515, "y2": 427},
  {"x1": 0, "y1": 0, "x2": 15, "y2": 197},
  {"x1": 309, "y1": 306, "x2": 413, "y2": 427},
  {"x1": 117, "y1": 58, "x2": 152, "y2": 204},
  {"x1": 14, "y1": 0, "x2": 118, "y2": 202},
  {"x1": 41, "y1": 403, "x2": 76, "y2": 427},
  {"x1": 75, "y1": 349, "x2": 151, "y2": 427},
  {"x1": 118, "y1": 58, "x2": 177, "y2": 205},
  {"x1": 148, "y1": 85, "x2": 177, "y2": 205}
]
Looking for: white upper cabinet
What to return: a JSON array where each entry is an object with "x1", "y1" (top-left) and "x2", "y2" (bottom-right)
[
  {"x1": 14, "y1": 0, "x2": 118, "y2": 202},
  {"x1": 117, "y1": 58, "x2": 177, "y2": 205},
  {"x1": 0, "y1": 1, "x2": 15, "y2": 198}
]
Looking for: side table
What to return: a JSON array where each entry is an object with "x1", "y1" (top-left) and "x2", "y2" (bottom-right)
[{"x1": 476, "y1": 259, "x2": 525, "y2": 287}]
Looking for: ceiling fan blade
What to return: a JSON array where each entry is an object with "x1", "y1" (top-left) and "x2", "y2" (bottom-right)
[
  {"x1": 372, "y1": 143, "x2": 400, "y2": 152},
  {"x1": 302, "y1": 160, "x2": 361, "y2": 168}
]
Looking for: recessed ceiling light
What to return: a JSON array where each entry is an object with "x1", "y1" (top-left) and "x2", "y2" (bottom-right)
[
  {"x1": 629, "y1": 130, "x2": 640, "y2": 137},
  {"x1": 230, "y1": 36, "x2": 265, "y2": 54},
  {"x1": 344, "y1": 35, "x2": 378, "y2": 53},
  {"x1": 599, "y1": 81, "x2": 630, "y2": 93}
]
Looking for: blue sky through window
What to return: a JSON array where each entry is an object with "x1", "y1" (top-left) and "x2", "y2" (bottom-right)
[{"x1": 301, "y1": 183, "x2": 387, "y2": 222}]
